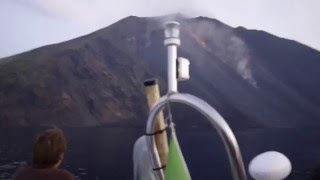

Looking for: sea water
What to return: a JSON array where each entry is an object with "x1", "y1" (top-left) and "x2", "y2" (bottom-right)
[{"x1": 0, "y1": 127, "x2": 319, "y2": 180}]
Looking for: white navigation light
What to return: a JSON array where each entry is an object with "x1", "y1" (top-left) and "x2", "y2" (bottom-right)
[
  {"x1": 165, "y1": 21, "x2": 180, "y2": 38},
  {"x1": 249, "y1": 151, "x2": 292, "y2": 180},
  {"x1": 177, "y1": 57, "x2": 190, "y2": 81},
  {"x1": 164, "y1": 22, "x2": 181, "y2": 46}
]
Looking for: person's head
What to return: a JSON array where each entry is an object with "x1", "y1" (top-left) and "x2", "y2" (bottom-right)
[{"x1": 32, "y1": 128, "x2": 67, "y2": 168}]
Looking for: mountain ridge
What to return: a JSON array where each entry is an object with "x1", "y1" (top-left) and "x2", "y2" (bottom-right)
[{"x1": 0, "y1": 15, "x2": 320, "y2": 129}]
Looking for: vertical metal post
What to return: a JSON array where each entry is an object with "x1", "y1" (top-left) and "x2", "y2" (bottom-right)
[
  {"x1": 164, "y1": 22, "x2": 181, "y2": 94},
  {"x1": 167, "y1": 45, "x2": 178, "y2": 92}
]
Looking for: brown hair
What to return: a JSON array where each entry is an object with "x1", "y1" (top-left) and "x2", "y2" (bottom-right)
[{"x1": 32, "y1": 128, "x2": 67, "y2": 168}]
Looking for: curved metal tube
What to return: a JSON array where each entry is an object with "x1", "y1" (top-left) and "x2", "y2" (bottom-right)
[{"x1": 146, "y1": 93, "x2": 247, "y2": 180}]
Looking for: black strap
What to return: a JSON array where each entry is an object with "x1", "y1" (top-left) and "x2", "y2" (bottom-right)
[
  {"x1": 145, "y1": 125, "x2": 168, "y2": 136},
  {"x1": 153, "y1": 165, "x2": 166, "y2": 171}
]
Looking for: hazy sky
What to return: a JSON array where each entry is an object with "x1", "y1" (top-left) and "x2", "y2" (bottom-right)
[{"x1": 0, "y1": 0, "x2": 319, "y2": 58}]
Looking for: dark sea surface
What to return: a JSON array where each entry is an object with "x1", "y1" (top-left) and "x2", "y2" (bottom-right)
[{"x1": 0, "y1": 127, "x2": 320, "y2": 180}]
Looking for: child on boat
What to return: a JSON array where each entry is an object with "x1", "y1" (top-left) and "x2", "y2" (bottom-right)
[{"x1": 12, "y1": 128, "x2": 75, "y2": 180}]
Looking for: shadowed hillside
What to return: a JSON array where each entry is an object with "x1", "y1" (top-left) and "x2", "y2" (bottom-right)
[{"x1": 1, "y1": 15, "x2": 320, "y2": 129}]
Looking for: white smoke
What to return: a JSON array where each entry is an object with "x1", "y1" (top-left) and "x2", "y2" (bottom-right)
[{"x1": 188, "y1": 19, "x2": 257, "y2": 87}]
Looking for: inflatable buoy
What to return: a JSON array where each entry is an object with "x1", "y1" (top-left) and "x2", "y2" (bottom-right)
[{"x1": 249, "y1": 151, "x2": 291, "y2": 180}]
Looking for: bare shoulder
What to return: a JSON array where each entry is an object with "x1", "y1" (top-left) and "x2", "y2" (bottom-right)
[
  {"x1": 58, "y1": 169, "x2": 75, "y2": 180},
  {"x1": 12, "y1": 165, "x2": 31, "y2": 179},
  {"x1": 12, "y1": 166, "x2": 75, "y2": 180}
]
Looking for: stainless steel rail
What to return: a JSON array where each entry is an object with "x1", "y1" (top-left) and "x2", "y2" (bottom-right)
[{"x1": 145, "y1": 93, "x2": 247, "y2": 180}]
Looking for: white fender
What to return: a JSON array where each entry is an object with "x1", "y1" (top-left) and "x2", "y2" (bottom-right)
[{"x1": 249, "y1": 151, "x2": 291, "y2": 180}]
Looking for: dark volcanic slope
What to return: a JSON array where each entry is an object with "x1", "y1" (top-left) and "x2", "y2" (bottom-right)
[
  {"x1": 1, "y1": 15, "x2": 320, "y2": 129},
  {"x1": 0, "y1": 29, "x2": 151, "y2": 127}
]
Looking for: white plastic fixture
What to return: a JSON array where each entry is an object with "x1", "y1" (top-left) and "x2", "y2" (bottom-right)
[
  {"x1": 177, "y1": 57, "x2": 190, "y2": 81},
  {"x1": 249, "y1": 151, "x2": 292, "y2": 180}
]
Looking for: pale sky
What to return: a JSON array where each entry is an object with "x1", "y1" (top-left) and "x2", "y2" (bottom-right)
[{"x1": 0, "y1": 0, "x2": 319, "y2": 58}]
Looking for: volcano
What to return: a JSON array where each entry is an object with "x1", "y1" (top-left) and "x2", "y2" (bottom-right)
[{"x1": 1, "y1": 15, "x2": 320, "y2": 129}]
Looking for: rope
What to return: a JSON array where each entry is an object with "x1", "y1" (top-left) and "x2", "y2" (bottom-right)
[
  {"x1": 151, "y1": 95, "x2": 174, "y2": 172},
  {"x1": 165, "y1": 95, "x2": 175, "y2": 131},
  {"x1": 144, "y1": 115, "x2": 172, "y2": 136},
  {"x1": 145, "y1": 125, "x2": 169, "y2": 136},
  {"x1": 152, "y1": 165, "x2": 166, "y2": 171},
  {"x1": 145, "y1": 95, "x2": 175, "y2": 136}
]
